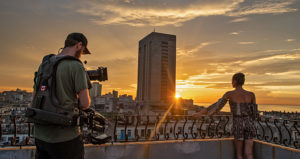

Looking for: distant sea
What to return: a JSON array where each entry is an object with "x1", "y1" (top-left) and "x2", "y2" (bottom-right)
[{"x1": 195, "y1": 103, "x2": 300, "y2": 113}]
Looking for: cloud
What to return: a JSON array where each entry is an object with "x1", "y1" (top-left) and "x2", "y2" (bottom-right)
[
  {"x1": 229, "y1": 31, "x2": 243, "y2": 35},
  {"x1": 74, "y1": 0, "x2": 298, "y2": 27},
  {"x1": 178, "y1": 75, "x2": 300, "y2": 88},
  {"x1": 228, "y1": 0, "x2": 298, "y2": 16},
  {"x1": 176, "y1": 72, "x2": 300, "y2": 90},
  {"x1": 260, "y1": 49, "x2": 286, "y2": 53},
  {"x1": 177, "y1": 48, "x2": 300, "y2": 81},
  {"x1": 211, "y1": 50, "x2": 300, "y2": 75},
  {"x1": 129, "y1": 84, "x2": 137, "y2": 88},
  {"x1": 176, "y1": 63, "x2": 300, "y2": 105},
  {"x1": 242, "y1": 59, "x2": 300, "y2": 74},
  {"x1": 176, "y1": 49, "x2": 300, "y2": 91},
  {"x1": 177, "y1": 42, "x2": 216, "y2": 56},
  {"x1": 77, "y1": 0, "x2": 243, "y2": 27},
  {"x1": 230, "y1": 17, "x2": 249, "y2": 23},
  {"x1": 286, "y1": 39, "x2": 296, "y2": 42},
  {"x1": 239, "y1": 41, "x2": 255, "y2": 45},
  {"x1": 230, "y1": 32, "x2": 239, "y2": 35},
  {"x1": 123, "y1": 0, "x2": 133, "y2": 3},
  {"x1": 247, "y1": 52, "x2": 300, "y2": 61}
]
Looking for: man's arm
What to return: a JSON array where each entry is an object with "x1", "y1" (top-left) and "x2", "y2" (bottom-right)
[
  {"x1": 73, "y1": 62, "x2": 91, "y2": 110},
  {"x1": 78, "y1": 88, "x2": 91, "y2": 110}
]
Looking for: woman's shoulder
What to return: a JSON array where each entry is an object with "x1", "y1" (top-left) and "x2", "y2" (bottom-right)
[
  {"x1": 244, "y1": 90, "x2": 255, "y2": 96},
  {"x1": 244, "y1": 90, "x2": 256, "y2": 103},
  {"x1": 225, "y1": 90, "x2": 234, "y2": 94},
  {"x1": 223, "y1": 90, "x2": 234, "y2": 99}
]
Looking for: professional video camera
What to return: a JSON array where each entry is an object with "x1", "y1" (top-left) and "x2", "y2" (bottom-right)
[
  {"x1": 79, "y1": 108, "x2": 112, "y2": 144},
  {"x1": 82, "y1": 66, "x2": 111, "y2": 144},
  {"x1": 87, "y1": 67, "x2": 108, "y2": 82}
]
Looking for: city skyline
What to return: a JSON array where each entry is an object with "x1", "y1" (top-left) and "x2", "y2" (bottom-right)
[{"x1": 0, "y1": 0, "x2": 300, "y2": 105}]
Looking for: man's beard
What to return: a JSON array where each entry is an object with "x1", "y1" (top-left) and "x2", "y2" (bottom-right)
[{"x1": 75, "y1": 49, "x2": 82, "y2": 58}]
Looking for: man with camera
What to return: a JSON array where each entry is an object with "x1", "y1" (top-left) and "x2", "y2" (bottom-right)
[{"x1": 32, "y1": 33, "x2": 91, "y2": 159}]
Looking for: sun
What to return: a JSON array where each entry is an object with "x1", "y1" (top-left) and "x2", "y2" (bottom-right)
[{"x1": 175, "y1": 93, "x2": 181, "y2": 99}]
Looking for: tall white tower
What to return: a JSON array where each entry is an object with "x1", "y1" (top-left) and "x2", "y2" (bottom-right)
[{"x1": 90, "y1": 82, "x2": 102, "y2": 98}]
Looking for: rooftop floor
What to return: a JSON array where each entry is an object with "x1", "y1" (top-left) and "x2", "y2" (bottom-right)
[{"x1": 1, "y1": 138, "x2": 300, "y2": 159}]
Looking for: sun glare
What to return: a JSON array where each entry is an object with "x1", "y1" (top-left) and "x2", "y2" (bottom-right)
[{"x1": 175, "y1": 93, "x2": 181, "y2": 98}]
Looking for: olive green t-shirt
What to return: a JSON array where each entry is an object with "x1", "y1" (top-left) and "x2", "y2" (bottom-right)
[{"x1": 33, "y1": 56, "x2": 88, "y2": 143}]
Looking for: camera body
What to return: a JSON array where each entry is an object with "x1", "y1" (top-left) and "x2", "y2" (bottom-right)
[{"x1": 87, "y1": 67, "x2": 108, "y2": 82}]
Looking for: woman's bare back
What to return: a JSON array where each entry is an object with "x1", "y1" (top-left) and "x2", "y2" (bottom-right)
[{"x1": 226, "y1": 89, "x2": 255, "y2": 104}]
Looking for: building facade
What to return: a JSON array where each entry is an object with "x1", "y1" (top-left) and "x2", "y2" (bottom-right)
[
  {"x1": 89, "y1": 82, "x2": 102, "y2": 98},
  {"x1": 136, "y1": 32, "x2": 176, "y2": 107}
]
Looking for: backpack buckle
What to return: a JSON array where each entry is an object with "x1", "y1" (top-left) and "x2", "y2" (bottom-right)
[{"x1": 40, "y1": 86, "x2": 47, "y2": 91}]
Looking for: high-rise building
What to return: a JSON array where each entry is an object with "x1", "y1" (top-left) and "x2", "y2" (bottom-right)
[
  {"x1": 90, "y1": 82, "x2": 102, "y2": 98},
  {"x1": 113, "y1": 90, "x2": 118, "y2": 98},
  {"x1": 136, "y1": 32, "x2": 176, "y2": 107}
]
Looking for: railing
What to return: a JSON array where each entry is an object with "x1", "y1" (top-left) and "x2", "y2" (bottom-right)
[
  {"x1": 0, "y1": 114, "x2": 33, "y2": 146},
  {"x1": 255, "y1": 116, "x2": 300, "y2": 148},
  {"x1": 112, "y1": 115, "x2": 232, "y2": 142},
  {"x1": 1, "y1": 113, "x2": 300, "y2": 150}
]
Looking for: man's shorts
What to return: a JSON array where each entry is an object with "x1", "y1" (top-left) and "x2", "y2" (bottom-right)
[{"x1": 35, "y1": 135, "x2": 84, "y2": 159}]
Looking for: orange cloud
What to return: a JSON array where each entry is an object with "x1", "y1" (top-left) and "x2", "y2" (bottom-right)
[{"x1": 76, "y1": 0, "x2": 297, "y2": 26}]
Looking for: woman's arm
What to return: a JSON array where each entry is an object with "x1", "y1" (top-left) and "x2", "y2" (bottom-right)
[
  {"x1": 206, "y1": 97, "x2": 228, "y2": 116},
  {"x1": 222, "y1": 91, "x2": 230, "y2": 101},
  {"x1": 192, "y1": 92, "x2": 230, "y2": 118},
  {"x1": 251, "y1": 92, "x2": 259, "y2": 119},
  {"x1": 251, "y1": 92, "x2": 256, "y2": 104}
]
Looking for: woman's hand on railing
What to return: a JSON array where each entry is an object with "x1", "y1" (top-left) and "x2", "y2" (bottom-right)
[{"x1": 192, "y1": 109, "x2": 208, "y2": 118}]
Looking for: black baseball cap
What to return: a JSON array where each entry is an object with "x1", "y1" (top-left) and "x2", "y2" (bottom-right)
[{"x1": 64, "y1": 32, "x2": 91, "y2": 54}]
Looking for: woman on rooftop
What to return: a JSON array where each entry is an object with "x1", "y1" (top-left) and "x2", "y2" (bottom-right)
[{"x1": 193, "y1": 72, "x2": 258, "y2": 159}]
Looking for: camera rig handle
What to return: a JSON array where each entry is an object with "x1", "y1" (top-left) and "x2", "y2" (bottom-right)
[{"x1": 79, "y1": 108, "x2": 112, "y2": 144}]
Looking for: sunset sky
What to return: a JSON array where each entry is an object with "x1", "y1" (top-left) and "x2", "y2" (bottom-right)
[{"x1": 0, "y1": 0, "x2": 300, "y2": 105}]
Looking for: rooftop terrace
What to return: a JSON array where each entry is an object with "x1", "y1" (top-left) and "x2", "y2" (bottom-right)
[
  {"x1": 1, "y1": 139, "x2": 300, "y2": 159},
  {"x1": 1, "y1": 114, "x2": 300, "y2": 159}
]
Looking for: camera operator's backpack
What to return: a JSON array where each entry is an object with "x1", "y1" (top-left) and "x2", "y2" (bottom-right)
[{"x1": 26, "y1": 54, "x2": 84, "y2": 126}]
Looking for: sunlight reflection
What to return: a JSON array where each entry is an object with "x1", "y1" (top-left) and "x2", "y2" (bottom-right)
[{"x1": 148, "y1": 103, "x2": 174, "y2": 140}]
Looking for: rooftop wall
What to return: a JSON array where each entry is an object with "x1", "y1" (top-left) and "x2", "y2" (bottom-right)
[{"x1": 1, "y1": 139, "x2": 300, "y2": 159}]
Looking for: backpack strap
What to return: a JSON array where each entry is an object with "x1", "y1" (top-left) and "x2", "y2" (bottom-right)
[
  {"x1": 35, "y1": 54, "x2": 83, "y2": 108},
  {"x1": 42, "y1": 54, "x2": 56, "y2": 63},
  {"x1": 50, "y1": 55, "x2": 83, "y2": 89},
  {"x1": 36, "y1": 54, "x2": 83, "y2": 87},
  {"x1": 50, "y1": 55, "x2": 83, "y2": 107},
  {"x1": 53, "y1": 56, "x2": 92, "y2": 89},
  {"x1": 34, "y1": 54, "x2": 56, "y2": 90},
  {"x1": 54, "y1": 55, "x2": 82, "y2": 66}
]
